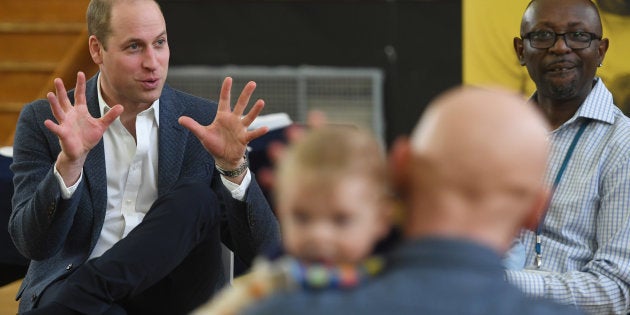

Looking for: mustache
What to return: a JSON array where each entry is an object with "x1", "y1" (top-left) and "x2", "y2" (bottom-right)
[{"x1": 545, "y1": 59, "x2": 579, "y2": 70}]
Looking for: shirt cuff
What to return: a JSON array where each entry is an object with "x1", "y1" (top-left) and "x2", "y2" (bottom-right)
[
  {"x1": 504, "y1": 269, "x2": 547, "y2": 298},
  {"x1": 53, "y1": 163, "x2": 82, "y2": 200},
  {"x1": 220, "y1": 168, "x2": 251, "y2": 201}
]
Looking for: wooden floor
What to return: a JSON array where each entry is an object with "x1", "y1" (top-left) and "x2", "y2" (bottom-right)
[{"x1": 0, "y1": 279, "x2": 20, "y2": 314}]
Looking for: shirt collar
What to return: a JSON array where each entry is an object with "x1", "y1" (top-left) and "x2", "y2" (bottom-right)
[
  {"x1": 572, "y1": 78, "x2": 616, "y2": 125},
  {"x1": 531, "y1": 78, "x2": 616, "y2": 129},
  {"x1": 96, "y1": 73, "x2": 160, "y2": 126}
]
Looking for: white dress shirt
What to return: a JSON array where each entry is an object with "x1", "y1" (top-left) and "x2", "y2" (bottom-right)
[{"x1": 54, "y1": 74, "x2": 251, "y2": 259}]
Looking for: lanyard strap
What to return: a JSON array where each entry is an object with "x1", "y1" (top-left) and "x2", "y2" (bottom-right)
[{"x1": 534, "y1": 119, "x2": 591, "y2": 268}]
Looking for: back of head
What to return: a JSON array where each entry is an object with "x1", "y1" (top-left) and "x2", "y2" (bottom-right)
[{"x1": 400, "y1": 86, "x2": 550, "y2": 252}]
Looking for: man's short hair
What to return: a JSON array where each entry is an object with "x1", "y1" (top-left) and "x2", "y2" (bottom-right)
[
  {"x1": 86, "y1": 0, "x2": 161, "y2": 50},
  {"x1": 86, "y1": 0, "x2": 114, "y2": 49}
]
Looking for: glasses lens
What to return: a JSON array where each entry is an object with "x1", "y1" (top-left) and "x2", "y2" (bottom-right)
[
  {"x1": 566, "y1": 40, "x2": 590, "y2": 49},
  {"x1": 566, "y1": 32, "x2": 592, "y2": 49},
  {"x1": 528, "y1": 32, "x2": 593, "y2": 49},
  {"x1": 531, "y1": 39, "x2": 553, "y2": 49},
  {"x1": 529, "y1": 31, "x2": 555, "y2": 49}
]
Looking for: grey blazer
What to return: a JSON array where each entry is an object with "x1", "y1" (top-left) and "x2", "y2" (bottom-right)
[
  {"x1": 9, "y1": 75, "x2": 280, "y2": 311},
  {"x1": 245, "y1": 239, "x2": 584, "y2": 315}
]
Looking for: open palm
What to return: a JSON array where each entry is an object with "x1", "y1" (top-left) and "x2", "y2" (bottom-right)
[
  {"x1": 44, "y1": 72, "x2": 123, "y2": 164},
  {"x1": 178, "y1": 77, "x2": 268, "y2": 169}
]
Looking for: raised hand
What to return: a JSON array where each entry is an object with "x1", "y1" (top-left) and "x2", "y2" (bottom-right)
[
  {"x1": 44, "y1": 72, "x2": 123, "y2": 185},
  {"x1": 178, "y1": 77, "x2": 268, "y2": 175}
]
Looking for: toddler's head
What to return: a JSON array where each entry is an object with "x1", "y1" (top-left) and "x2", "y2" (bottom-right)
[{"x1": 274, "y1": 126, "x2": 391, "y2": 265}]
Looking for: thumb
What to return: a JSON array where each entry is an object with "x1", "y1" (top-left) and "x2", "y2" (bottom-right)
[
  {"x1": 178, "y1": 116, "x2": 206, "y2": 140},
  {"x1": 101, "y1": 105, "x2": 124, "y2": 126},
  {"x1": 44, "y1": 119, "x2": 62, "y2": 137}
]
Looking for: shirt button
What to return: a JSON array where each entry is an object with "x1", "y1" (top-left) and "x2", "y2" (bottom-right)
[{"x1": 66, "y1": 263, "x2": 73, "y2": 271}]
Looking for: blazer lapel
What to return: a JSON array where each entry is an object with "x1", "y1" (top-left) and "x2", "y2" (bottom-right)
[
  {"x1": 81, "y1": 75, "x2": 108, "y2": 245},
  {"x1": 77, "y1": 80, "x2": 189, "y2": 237},
  {"x1": 157, "y1": 85, "x2": 188, "y2": 196}
]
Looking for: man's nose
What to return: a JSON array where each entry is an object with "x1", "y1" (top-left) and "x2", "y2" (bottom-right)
[
  {"x1": 142, "y1": 47, "x2": 159, "y2": 70},
  {"x1": 548, "y1": 34, "x2": 572, "y2": 54}
]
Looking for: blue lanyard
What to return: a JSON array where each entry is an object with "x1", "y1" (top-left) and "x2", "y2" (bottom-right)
[{"x1": 535, "y1": 119, "x2": 591, "y2": 268}]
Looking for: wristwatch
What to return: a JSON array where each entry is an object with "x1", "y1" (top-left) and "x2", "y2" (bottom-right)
[{"x1": 215, "y1": 155, "x2": 249, "y2": 178}]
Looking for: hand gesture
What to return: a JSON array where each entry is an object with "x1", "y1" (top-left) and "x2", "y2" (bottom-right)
[
  {"x1": 45, "y1": 72, "x2": 123, "y2": 184},
  {"x1": 178, "y1": 77, "x2": 268, "y2": 171}
]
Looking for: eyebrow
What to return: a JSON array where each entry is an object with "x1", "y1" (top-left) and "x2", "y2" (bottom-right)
[
  {"x1": 155, "y1": 30, "x2": 167, "y2": 39},
  {"x1": 120, "y1": 30, "x2": 167, "y2": 46}
]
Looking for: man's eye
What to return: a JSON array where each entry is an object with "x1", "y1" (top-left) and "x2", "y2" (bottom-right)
[
  {"x1": 533, "y1": 31, "x2": 554, "y2": 40},
  {"x1": 128, "y1": 43, "x2": 139, "y2": 50},
  {"x1": 569, "y1": 32, "x2": 590, "y2": 41}
]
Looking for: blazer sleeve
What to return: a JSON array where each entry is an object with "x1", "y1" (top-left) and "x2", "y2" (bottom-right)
[
  {"x1": 9, "y1": 100, "x2": 83, "y2": 260},
  {"x1": 213, "y1": 165, "x2": 281, "y2": 266},
  {"x1": 170, "y1": 89, "x2": 282, "y2": 266}
]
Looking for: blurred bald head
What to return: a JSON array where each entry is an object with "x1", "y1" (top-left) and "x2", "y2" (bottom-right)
[{"x1": 391, "y1": 86, "x2": 550, "y2": 253}]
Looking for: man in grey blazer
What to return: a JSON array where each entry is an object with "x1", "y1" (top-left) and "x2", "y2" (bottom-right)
[{"x1": 9, "y1": 0, "x2": 280, "y2": 314}]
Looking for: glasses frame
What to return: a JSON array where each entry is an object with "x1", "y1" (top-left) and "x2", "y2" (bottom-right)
[{"x1": 521, "y1": 31, "x2": 602, "y2": 49}]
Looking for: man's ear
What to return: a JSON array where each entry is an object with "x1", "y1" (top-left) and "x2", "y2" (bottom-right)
[
  {"x1": 89, "y1": 35, "x2": 104, "y2": 65},
  {"x1": 389, "y1": 136, "x2": 412, "y2": 196},
  {"x1": 514, "y1": 37, "x2": 526, "y2": 66},
  {"x1": 522, "y1": 188, "x2": 550, "y2": 231},
  {"x1": 597, "y1": 38, "x2": 609, "y2": 67}
]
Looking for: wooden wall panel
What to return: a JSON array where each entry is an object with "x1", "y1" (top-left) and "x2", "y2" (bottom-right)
[
  {"x1": 0, "y1": 0, "x2": 87, "y2": 23},
  {"x1": 0, "y1": 72, "x2": 50, "y2": 102},
  {"x1": 0, "y1": 33, "x2": 82, "y2": 63},
  {"x1": 0, "y1": 0, "x2": 91, "y2": 146}
]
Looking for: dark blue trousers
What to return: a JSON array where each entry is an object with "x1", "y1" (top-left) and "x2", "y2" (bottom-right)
[{"x1": 30, "y1": 178, "x2": 225, "y2": 315}]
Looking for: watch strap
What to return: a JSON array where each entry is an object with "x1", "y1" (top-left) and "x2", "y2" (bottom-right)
[{"x1": 215, "y1": 155, "x2": 249, "y2": 178}]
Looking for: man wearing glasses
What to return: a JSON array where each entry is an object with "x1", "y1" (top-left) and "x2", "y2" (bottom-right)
[{"x1": 505, "y1": 0, "x2": 630, "y2": 314}]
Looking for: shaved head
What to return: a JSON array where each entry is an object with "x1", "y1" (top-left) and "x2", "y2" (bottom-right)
[
  {"x1": 520, "y1": 0, "x2": 602, "y2": 36},
  {"x1": 410, "y1": 87, "x2": 549, "y2": 192},
  {"x1": 392, "y1": 86, "x2": 550, "y2": 252}
]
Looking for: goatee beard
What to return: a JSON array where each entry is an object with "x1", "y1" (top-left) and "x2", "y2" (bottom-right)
[{"x1": 546, "y1": 78, "x2": 578, "y2": 100}]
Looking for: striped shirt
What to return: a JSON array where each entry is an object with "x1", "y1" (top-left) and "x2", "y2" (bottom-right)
[{"x1": 505, "y1": 79, "x2": 630, "y2": 314}]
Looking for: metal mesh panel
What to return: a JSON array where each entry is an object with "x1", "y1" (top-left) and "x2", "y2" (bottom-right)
[{"x1": 166, "y1": 66, "x2": 384, "y2": 141}]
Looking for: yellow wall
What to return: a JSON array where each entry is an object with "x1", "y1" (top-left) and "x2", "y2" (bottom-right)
[{"x1": 463, "y1": 0, "x2": 630, "y2": 114}]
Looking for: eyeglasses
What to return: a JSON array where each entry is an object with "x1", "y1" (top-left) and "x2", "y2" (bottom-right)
[{"x1": 522, "y1": 31, "x2": 602, "y2": 49}]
